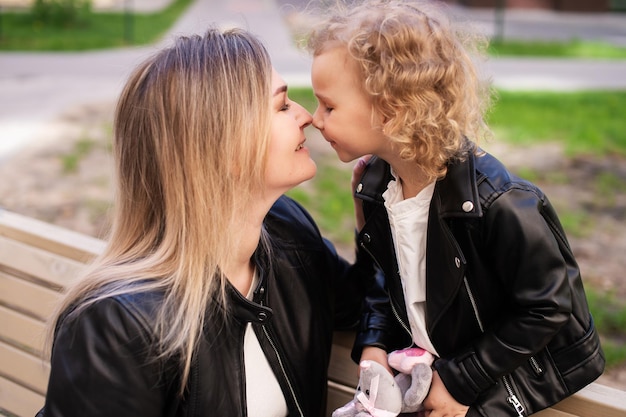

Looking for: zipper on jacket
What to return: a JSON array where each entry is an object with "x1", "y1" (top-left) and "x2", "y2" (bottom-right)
[
  {"x1": 465, "y1": 277, "x2": 526, "y2": 416},
  {"x1": 463, "y1": 277, "x2": 484, "y2": 332},
  {"x1": 529, "y1": 356, "x2": 543, "y2": 376},
  {"x1": 261, "y1": 325, "x2": 304, "y2": 417},
  {"x1": 257, "y1": 286, "x2": 304, "y2": 417},
  {"x1": 390, "y1": 296, "x2": 413, "y2": 338},
  {"x1": 360, "y1": 241, "x2": 412, "y2": 339},
  {"x1": 503, "y1": 375, "x2": 526, "y2": 417}
]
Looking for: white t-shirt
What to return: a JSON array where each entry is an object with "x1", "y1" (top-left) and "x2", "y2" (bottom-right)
[
  {"x1": 383, "y1": 172, "x2": 439, "y2": 357},
  {"x1": 244, "y1": 274, "x2": 288, "y2": 417}
]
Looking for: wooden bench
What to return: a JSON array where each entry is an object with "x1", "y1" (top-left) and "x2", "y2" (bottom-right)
[{"x1": 1, "y1": 208, "x2": 625, "y2": 417}]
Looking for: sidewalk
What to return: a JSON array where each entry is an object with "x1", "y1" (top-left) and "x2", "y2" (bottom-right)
[
  {"x1": 1, "y1": 0, "x2": 626, "y2": 161},
  {"x1": 0, "y1": 0, "x2": 310, "y2": 160}
]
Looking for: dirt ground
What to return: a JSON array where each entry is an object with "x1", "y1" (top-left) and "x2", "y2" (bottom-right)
[{"x1": 1, "y1": 101, "x2": 625, "y2": 390}]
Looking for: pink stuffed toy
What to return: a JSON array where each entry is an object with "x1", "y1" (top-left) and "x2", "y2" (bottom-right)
[
  {"x1": 332, "y1": 347, "x2": 434, "y2": 417},
  {"x1": 388, "y1": 347, "x2": 434, "y2": 414}
]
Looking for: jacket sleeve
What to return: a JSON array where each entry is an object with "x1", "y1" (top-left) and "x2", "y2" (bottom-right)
[
  {"x1": 43, "y1": 298, "x2": 169, "y2": 417},
  {"x1": 273, "y1": 195, "x2": 376, "y2": 332},
  {"x1": 350, "y1": 267, "x2": 409, "y2": 363},
  {"x1": 323, "y1": 233, "x2": 377, "y2": 331},
  {"x1": 435, "y1": 187, "x2": 575, "y2": 405}
]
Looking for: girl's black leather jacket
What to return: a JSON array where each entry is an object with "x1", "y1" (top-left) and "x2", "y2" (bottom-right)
[
  {"x1": 352, "y1": 152, "x2": 604, "y2": 417},
  {"x1": 39, "y1": 196, "x2": 372, "y2": 417}
]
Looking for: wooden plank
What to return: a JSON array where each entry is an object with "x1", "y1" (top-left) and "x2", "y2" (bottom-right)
[
  {"x1": 552, "y1": 382, "x2": 626, "y2": 417},
  {"x1": 0, "y1": 305, "x2": 46, "y2": 356},
  {"x1": 0, "y1": 272, "x2": 61, "y2": 321},
  {"x1": 326, "y1": 381, "x2": 355, "y2": 417},
  {"x1": 328, "y1": 335, "x2": 358, "y2": 388},
  {"x1": 0, "y1": 209, "x2": 105, "y2": 263},
  {"x1": 0, "y1": 376, "x2": 45, "y2": 417},
  {"x1": 535, "y1": 407, "x2": 578, "y2": 416},
  {"x1": 0, "y1": 341, "x2": 50, "y2": 395},
  {"x1": 0, "y1": 235, "x2": 86, "y2": 290}
]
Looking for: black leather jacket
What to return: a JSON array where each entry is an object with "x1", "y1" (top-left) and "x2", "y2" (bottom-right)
[
  {"x1": 353, "y1": 152, "x2": 604, "y2": 416},
  {"x1": 40, "y1": 196, "x2": 372, "y2": 417}
]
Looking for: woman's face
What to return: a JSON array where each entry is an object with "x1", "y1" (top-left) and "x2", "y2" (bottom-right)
[{"x1": 264, "y1": 69, "x2": 317, "y2": 195}]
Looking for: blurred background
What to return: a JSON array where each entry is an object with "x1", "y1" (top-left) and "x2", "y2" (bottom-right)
[{"x1": 0, "y1": 0, "x2": 625, "y2": 390}]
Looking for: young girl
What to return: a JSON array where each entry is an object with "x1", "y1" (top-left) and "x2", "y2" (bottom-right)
[
  {"x1": 38, "y1": 28, "x2": 372, "y2": 417},
  {"x1": 306, "y1": 1, "x2": 604, "y2": 416}
]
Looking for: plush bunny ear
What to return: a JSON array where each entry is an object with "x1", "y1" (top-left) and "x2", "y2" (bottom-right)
[{"x1": 401, "y1": 363, "x2": 433, "y2": 413}]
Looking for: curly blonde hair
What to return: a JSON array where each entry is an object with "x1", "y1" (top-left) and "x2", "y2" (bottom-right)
[{"x1": 306, "y1": 0, "x2": 494, "y2": 179}]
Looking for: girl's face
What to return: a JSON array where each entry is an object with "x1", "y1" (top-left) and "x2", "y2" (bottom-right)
[
  {"x1": 264, "y1": 69, "x2": 317, "y2": 196},
  {"x1": 311, "y1": 46, "x2": 388, "y2": 163}
]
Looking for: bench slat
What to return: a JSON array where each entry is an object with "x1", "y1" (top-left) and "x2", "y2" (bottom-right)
[
  {"x1": 326, "y1": 380, "x2": 356, "y2": 417},
  {"x1": 0, "y1": 305, "x2": 46, "y2": 356},
  {"x1": 0, "y1": 235, "x2": 86, "y2": 290},
  {"x1": 534, "y1": 408, "x2": 578, "y2": 416},
  {"x1": 0, "y1": 376, "x2": 44, "y2": 417},
  {"x1": 329, "y1": 332, "x2": 358, "y2": 388},
  {"x1": 0, "y1": 209, "x2": 104, "y2": 263},
  {"x1": 552, "y1": 382, "x2": 626, "y2": 417},
  {"x1": 0, "y1": 272, "x2": 62, "y2": 321},
  {"x1": 0, "y1": 341, "x2": 50, "y2": 395}
]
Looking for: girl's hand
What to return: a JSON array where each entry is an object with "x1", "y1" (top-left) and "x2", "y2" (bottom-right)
[
  {"x1": 359, "y1": 346, "x2": 393, "y2": 376},
  {"x1": 423, "y1": 370, "x2": 469, "y2": 417},
  {"x1": 352, "y1": 155, "x2": 372, "y2": 232}
]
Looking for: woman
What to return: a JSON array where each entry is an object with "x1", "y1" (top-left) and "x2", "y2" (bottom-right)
[{"x1": 38, "y1": 28, "x2": 371, "y2": 417}]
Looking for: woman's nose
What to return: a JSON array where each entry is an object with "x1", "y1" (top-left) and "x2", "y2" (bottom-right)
[{"x1": 295, "y1": 102, "x2": 313, "y2": 129}]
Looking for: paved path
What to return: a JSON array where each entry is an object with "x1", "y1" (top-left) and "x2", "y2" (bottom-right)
[
  {"x1": 0, "y1": 0, "x2": 309, "y2": 160},
  {"x1": 1, "y1": 0, "x2": 626, "y2": 160}
]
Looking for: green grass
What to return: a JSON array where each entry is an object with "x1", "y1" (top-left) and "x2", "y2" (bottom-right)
[
  {"x1": 489, "y1": 39, "x2": 626, "y2": 59},
  {"x1": 488, "y1": 91, "x2": 626, "y2": 156},
  {"x1": 0, "y1": 0, "x2": 193, "y2": 50},
  {"x1": 586, "y1": 288, "x2": 626, "y2": 367},
  {"x1": 61, "y1": 136, "x2": 96, "y2": 173},
  {"x1": 287, "y1": 158, "x2": 356, "y2": 245},
  {"x1": 288, "y1": 87, "x2": 318, "y2": 113}
]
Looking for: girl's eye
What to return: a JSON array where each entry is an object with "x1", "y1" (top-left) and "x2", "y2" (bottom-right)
[
  {"x1": 280, "y1": 102, "x2": 291, "y2": 111},
  {"x1": 325, "y1": 106, "x2": 334, "y2": 113}
]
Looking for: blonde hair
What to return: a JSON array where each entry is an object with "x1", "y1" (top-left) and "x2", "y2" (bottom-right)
[
  {"x1": 48, "y1": 28, "x2": 273, "y2": 393},
  {"x1": 306, "y1": 0, "x2": 493, "y2": 180}
]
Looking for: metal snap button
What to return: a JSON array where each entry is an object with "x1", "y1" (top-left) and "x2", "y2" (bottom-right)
[
  {"x1": 356, "y1": 183, "x2": 363, "y2": 193},
  {"x1": 462, "y1": 201, "x2": 474, "y2": 212}
]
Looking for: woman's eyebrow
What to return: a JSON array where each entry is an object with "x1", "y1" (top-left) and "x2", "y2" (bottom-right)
[{"x1": 273, "y1": 85, "x2": 288, "y2": 96}]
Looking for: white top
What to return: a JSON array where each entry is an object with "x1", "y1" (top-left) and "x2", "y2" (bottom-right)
[
  {"x1": 383, "y1": 171, "x2": 439, "y2": 357},
  {"x1": 244, "y1": 274, "x2": 288, "y2": 417}
]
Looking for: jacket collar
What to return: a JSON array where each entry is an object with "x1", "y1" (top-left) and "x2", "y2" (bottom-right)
[
  {"x1": 355, "y1": 153, "x2": 483, "y2": 219},
  {"x1": 221, "y1": 248, "x2": 273, "y2": 324}
]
